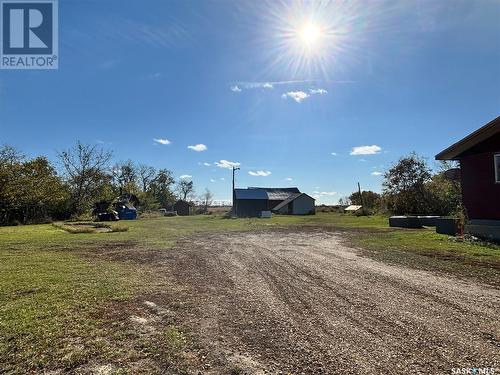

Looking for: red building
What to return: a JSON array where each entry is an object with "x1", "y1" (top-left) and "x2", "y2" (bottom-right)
[{"x1": 436, "y1": 116, "x2": 500, "y2": 239}]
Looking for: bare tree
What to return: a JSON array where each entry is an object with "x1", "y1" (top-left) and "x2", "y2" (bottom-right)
[
  {"x1": 138, "y1": 164, "x2": 157, "y2": 192},
  {"x1": 199, "y1": 188, "x2": 214, "y2": 212},
  {"x1": 0, "y1": 144, "x2": 25, "y2": 166},
  {"x1": 177, "y1": 180, "x2": 194, "y2": 201},
  {"x1": 111, "y1": 160, "x2": 137, "y2": 193},
  {"x1": 57, "y1": 141, "x2": 112, "y2": 215}
]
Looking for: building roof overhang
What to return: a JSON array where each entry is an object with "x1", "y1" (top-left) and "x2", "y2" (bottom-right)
[{"x1": 435, "y1": 116, "x2": 500, "y2": 160}]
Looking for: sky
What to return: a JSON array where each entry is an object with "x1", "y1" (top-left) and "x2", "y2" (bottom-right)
[{"x1": 0, "y1": 0, "x2": 499, "y2": 204}]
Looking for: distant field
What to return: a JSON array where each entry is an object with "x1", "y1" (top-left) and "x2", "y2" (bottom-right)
[{"x1": 1, "y1": 213, "x2": 499, "y2": 373}]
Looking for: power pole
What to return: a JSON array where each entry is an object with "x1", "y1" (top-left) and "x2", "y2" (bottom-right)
[
  {"x1": 358, "y1": 182, "x2": 366, "y2": 216},
  {"x1": 232, "y1": 166, "x2": 240, "y2": 216}
]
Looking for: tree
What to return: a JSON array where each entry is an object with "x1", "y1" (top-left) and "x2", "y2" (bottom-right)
[
  {"x1": 150, "y1": 169, "x2": 176, "y2": 208},
  {"x1": 199, "y1": 188, "x2": 214, "y2": 212},
  {"x1": 0, "y1": 146, "x2": 68, "y2": 224},
  {"x1": 111, "y1": 160, "x2": 138, "y2": 194},
  {"x1": 348, "y1": 190, "x2": 381, "y2": 212},
  {"x1": 177, "y1": 180, "x2": 194, "y2": 201},
  {"x1": 0, "y1": 144, "x2": 25, "y2": 165},
  {"x1": 425, "y1": 161, "x2": 462, "y2": 216},
  {"x1": 17, "y1": 157, "x2": 69, "y2": 223},
  {"x1": 382, "y1": 152, "x2": 432, "y2": 215},
  {"x1": 137, "y1": 164, "x2": 157, "y2": 192},
  {"x1": 57, "y1": 141, "x2": 113, "y2": 215},
  {"x1": 337, "y1": 196, "x2": 350, "y2": 206}
]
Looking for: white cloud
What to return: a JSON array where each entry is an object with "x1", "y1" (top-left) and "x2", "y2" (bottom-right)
[
  {"x1": 215, "y1": 160, "x2": 240, "y2": 169},
  {"x1": 371, "y1": 171, "x2": 383, "y2": 176},
  {"x1": 188, "y1": 144, "x2": 207, "y2": 152},
  {"x1": 179, "y1": 175, "x2": 192, "y2": 180},
  {"x1": 220, "y1": 177, "x2": 225, "y2": 181},
  {"x1": 230, "y1": 85, "x2": 242, "y2": 92},
  {"x1": 350, "y1": 145, "x2": 382, "y2": 155},
  {"x1": 309, "y1": 88, "x2": 328, "y2": 95},
  {"x1": 262, "y1": 83, "x2": 273, "y2": 89},
  {"x1": 312, "y1": 191, "x2": 338, "y2": 203},
  {"x1": 153, "y1": 138, "x2": 171, "y2": 145},
  {"x1": 203, "y1": 162, "x2": 211, "y2": 166},
  {"x1": 285, "y1": 177, "x2": 293, "y2": 181},
  {"x1": 281, "y1": 91, "x2": 310, "y2": 103},
  {"x1": 210, "y1": 179, "x2": 216, "y2": 183},
  {"x1": 248, "y1": 170, "x2": 272, "y2": 177},
  {"x1": 331, "y1": 152, "x2": 337, "y2": 156},
  {"x1": 313, "y1": 191, "x2": 338, "y2": 196}
]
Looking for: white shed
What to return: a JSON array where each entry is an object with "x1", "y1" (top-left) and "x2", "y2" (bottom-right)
[
  {"x1": 344, "y1": 205, "x2": 363, "y2": 213},
  {"x1": 272, "y1": 193, "x2": 316, "y2": 215}
]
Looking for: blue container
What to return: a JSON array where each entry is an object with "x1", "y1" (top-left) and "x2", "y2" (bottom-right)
[{"x1": 116, "y1": 205, "x2": 137, "y2": 220}]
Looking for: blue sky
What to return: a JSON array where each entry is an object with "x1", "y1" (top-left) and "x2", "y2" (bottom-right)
[{"x1": 0, "y1": 0, "x2": 499, "y2": 204}]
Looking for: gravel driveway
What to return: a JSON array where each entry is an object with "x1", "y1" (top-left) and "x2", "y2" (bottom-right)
[{"x1": 154, "y1": 230, "x2": 500, "y2": 374}]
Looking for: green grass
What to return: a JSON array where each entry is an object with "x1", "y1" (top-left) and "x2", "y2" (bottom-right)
[
  {"x1": 0, "y1": 212, "x2": 499, "y2": 372},
  {"x1": 0, "y1": 247, "x2": 136, "y2": 372}
]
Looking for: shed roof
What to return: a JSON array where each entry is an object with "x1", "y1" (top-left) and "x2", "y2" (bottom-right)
[
  {"x1": 345, "y1": 205, "x2": 362, "y2": 211},
  {"x1": 248, "y1": 187, "x2": 301, "y2": 200},
  {"x1": 436, "y1": 116, "x2": 500, "y2": 160},
  {"x1": 272, "y1": 193, "x2": 314, "y2": 211},
  {"x1": 234, "y1": 188, "x2": 268, "y2": 200}
]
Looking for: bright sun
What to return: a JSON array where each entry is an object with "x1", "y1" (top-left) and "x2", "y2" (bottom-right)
[{"x1": 298, "y1": 23, "x2": 322, "y2": 47}]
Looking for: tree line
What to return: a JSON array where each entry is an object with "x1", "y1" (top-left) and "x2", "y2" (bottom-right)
[
  {"x1": 339, "y1": 153, "x2": 462, "y2": 216},
  {"x1": 0, "y1": 141, "x2": 213, "y2": 225},
  {"x1": 1, "y1": 143, "x2": 462, "y2": 225}
]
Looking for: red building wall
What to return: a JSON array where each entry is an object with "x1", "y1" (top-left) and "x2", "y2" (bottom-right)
[{"x1": 460, "y1": 151, "x2": 500, "y2": 220}]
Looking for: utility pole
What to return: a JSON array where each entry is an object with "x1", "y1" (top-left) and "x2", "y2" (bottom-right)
[
  {"x1": 358, "y1": 182, "x2": 366, "y2": 216},
  {"x1": 232, "y1": 166, "x2": 240, "y2": 215}
]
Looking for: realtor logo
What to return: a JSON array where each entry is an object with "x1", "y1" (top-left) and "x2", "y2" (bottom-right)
[{"x1": 1, "y1": 0, "x2": 58, "y2": 69}]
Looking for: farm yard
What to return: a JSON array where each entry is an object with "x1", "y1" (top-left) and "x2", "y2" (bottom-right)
[{"x1": 1, "y1": 213, "x2": 499, "y2": 374}]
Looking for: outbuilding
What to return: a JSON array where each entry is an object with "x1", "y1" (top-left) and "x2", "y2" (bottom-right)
[
  {"x1": 344, "y1": 205, "x2": 363, "y2": 214},
  {"x1": 173, "y1": 200, "x2": 193, "y2": 216},
  {"x1": 234, "y1": 187, "x2": 315, "y2": 217},
  {"x1": 436, "y1": 115, "x2": 500, "y2": 240},
  {"x1": 272, "y1": 193, "x2": 316, "y2": 215},
  {"x1": 234, "y1": 188, "x2": 269, "y2": 217}
]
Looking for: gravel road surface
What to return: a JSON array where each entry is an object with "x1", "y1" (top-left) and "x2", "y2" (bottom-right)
[{"x1": 153, "y1": 230, "x2": 500, "y2": 374}]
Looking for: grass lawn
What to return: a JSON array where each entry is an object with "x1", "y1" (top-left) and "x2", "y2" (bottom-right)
[{"x1": 1, "y1": 213, "x2": 499, "y2": 373}]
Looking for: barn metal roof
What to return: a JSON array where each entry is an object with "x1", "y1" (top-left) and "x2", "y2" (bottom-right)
[
  {"x1": 248, "y1": 187, "x2": 301, "y2": 200},
  {"x1": 234, "y1": 188, "x2": 268, "y2": 200}
]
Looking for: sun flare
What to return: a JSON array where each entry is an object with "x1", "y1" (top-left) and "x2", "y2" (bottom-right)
[{"x1": 298, "y1": 23, "x2": 322, "y2": 46}]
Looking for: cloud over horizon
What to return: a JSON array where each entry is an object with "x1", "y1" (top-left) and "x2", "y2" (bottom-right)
[
  {"x1": 281, "y1": 91, "x2": 310, "y2": 103},
  {"x1": 248, "y1": 170, "x2": 272, "y2": 177},
  {"x1": 153, "y1": 138, "x2": 171, "y2": 145},
  {"x1": 188, "y1": 144, "x2": 207, "y2": 152},
  {"x1": 350, "y1": 145, "x2": 382, "y2": 155},
  {"x1": 215, "y1": 160, "x2": 240, "y2": 169}
]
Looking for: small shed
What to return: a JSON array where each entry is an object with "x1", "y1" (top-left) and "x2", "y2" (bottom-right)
[
  {"x1": 272, "y1": 193, "x2": 316, "y2": 215},
  {"x1": 344, "y1": 205, "x2": 363, "y2": 214},
  {"x1": 173, "y1": 200, "x2": 193, "y2": 216}
]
